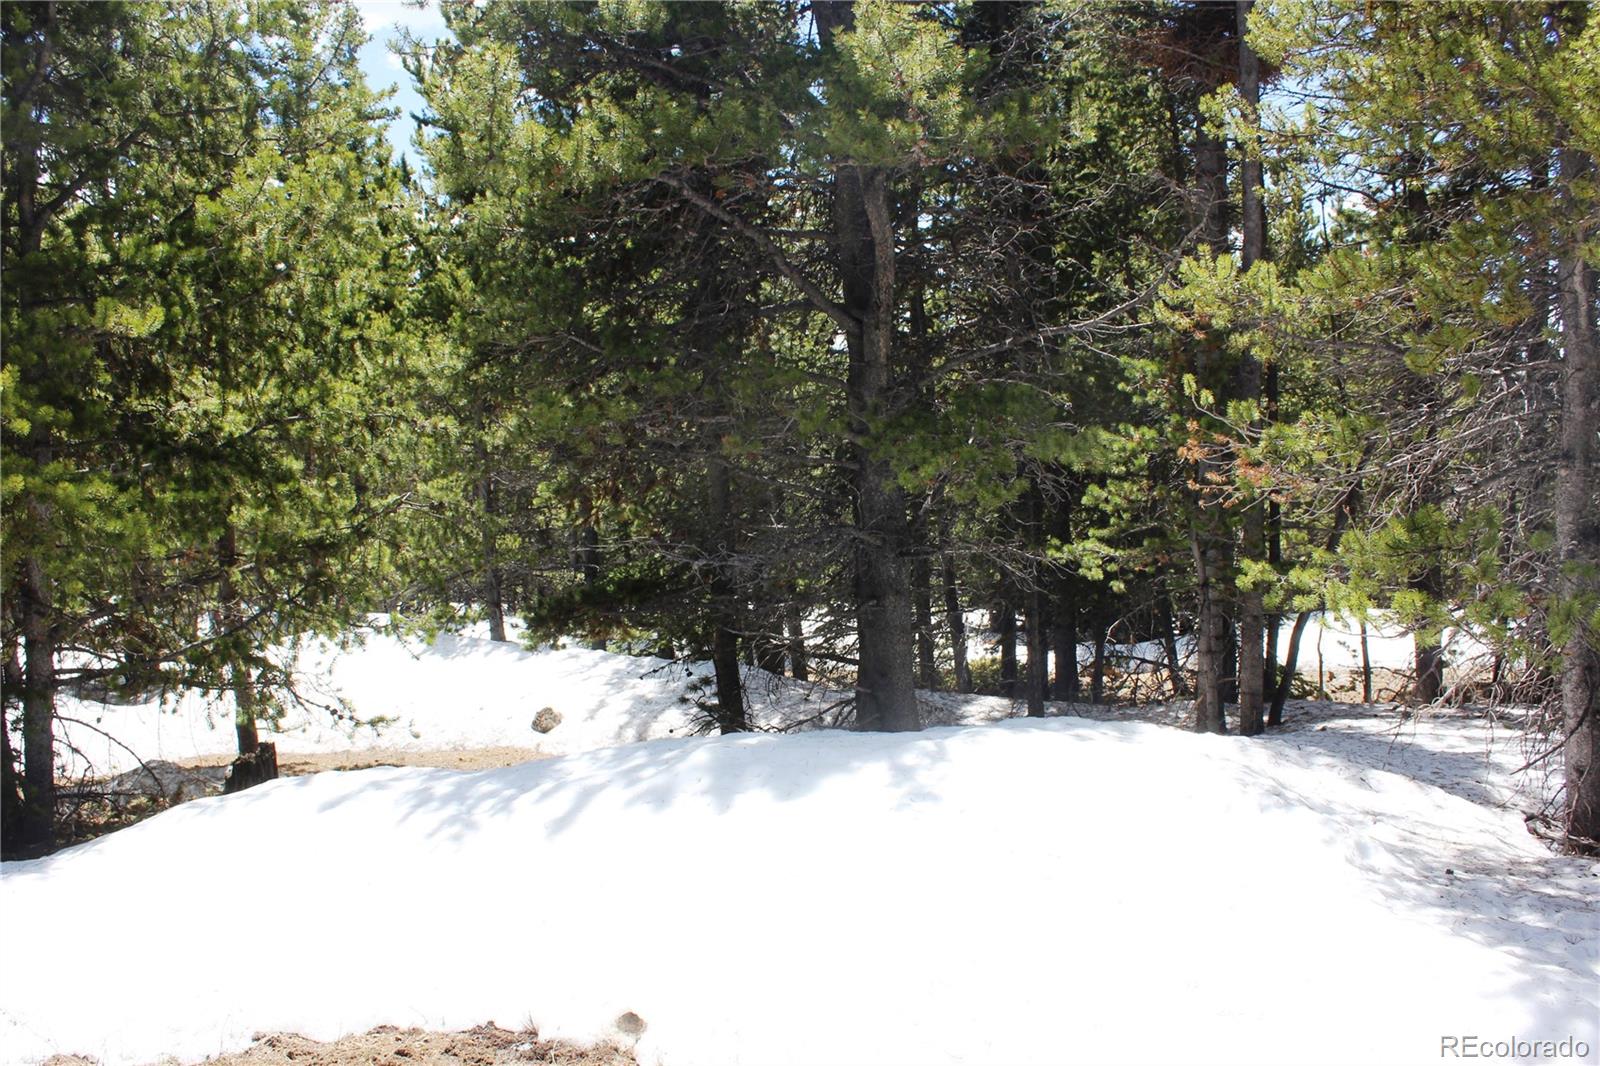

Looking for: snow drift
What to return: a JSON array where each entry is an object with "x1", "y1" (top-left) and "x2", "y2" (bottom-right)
[
  {"x1": 53, "y1": 625, "x2": 815, "y2": 778},
  {"x1": 3, "y1": 712, "x2": 1595, "y2": 1065}
]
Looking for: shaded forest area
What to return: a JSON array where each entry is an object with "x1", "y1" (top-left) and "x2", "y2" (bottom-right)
[{"x1": 3, "y1": 0, "x2": 1597, "y2": 857}]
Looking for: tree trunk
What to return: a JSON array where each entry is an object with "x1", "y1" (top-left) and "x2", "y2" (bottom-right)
[
  {"x1": 816, "y1": 3, "x2": 918, "y2": 733},
  {"x1": 1091, "y1": 624, "x2": 1107, "y2": 705},
  {"x1": 711, "y1": 624, "x2": 747, "y2": 734},
  {"x1": 785, "y1": 599, "x2": 808, "y2": 682},
  {"x1": 577, "y1": 496, "x2": 604, "y2": 652},
  {"x1": 1316, "y1": 625, "x2": 1327, "y2": 699},
  {"x1": 1269, "y1": 610, "x2": 1313, "y2": 725},
  {"x1": 1359, "y1": 620, "x2": 1373, "y2": 703},
  {"x1": 1158, "y1": 588, "x2": 1188, "y2": 698},
  {"x1": 1557, "y1": 143, "x2": 1600, "y2": 851},
  {"x1": 233, "y1": 664, "x2": 259, "y2": 755},
  {"x1": 1024, "y1": 583, "x2": 1047, "y2": 716},
  {"x1": 998, "y1": 596, "x2": 1018, "y2": 698},
  {"x1": 1264, "y1": 438, "x2": 1282, "y2": 701},
  {"x1": 19, "y1": 553, "x2": 55, "y2": 854},
  {"x1": 904, "y1": 185, "x2": 938, "y2": 696},
  {"x1": 1, "y1": 639, "x2": 23, "y2": 853},
  {"x1": 483, "y1": 565, "x2": 507, "y2": 642},
  {"x1": 1187, "y1": 40, "x2": 1231, "y2": 734},
  {"x1": 222, "y1": 741, "x2": 278, "y2": 795},
  {"x1": 707, "y1": 456, "x2": 747, "y2": 733},
  {"x1": 1052, "y1": 602, "x2": 1079, "y2": 702},
  {"x1": 1219, "y1": 619, "x2": 1239, "y2": 707},
  {"x1": 216, "y1": 524, "x2": 259, "y2": 755},
  {"x1": 1414, "y1": 640, "x2": 1444, "y2": 704},
  {"x1": 942, "y1": 550, "x2": 972, "y2": 694},
  {"x1": 475, "y1": 429, "x2": 507, "y2": 643},
  {"x1": 1190, "y1": 527, "x2": 1226, "y2": 732},
  {"x1": 1235, "y1": 0, "x2": 1266, "y2": 738},
  {"x1": 1048, "y1": 499, "x2": 1079, "y2": 702},
  {"x1": 913, "y1": 553, "x2": 937, "y2": 690},
  {"x1": 1, "y1": 701, "x2": 23, "y2": 857},
  {"x1": 11, "y1": 38, "x2": 58, "y2": 856}
]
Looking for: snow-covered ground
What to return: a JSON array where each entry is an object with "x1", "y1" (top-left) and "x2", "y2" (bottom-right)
[
  {"x1": 4, "y1": 628, "x2": 1596, "y2": 1066},
  {"x1": 52, "y1": 623, "x2": 820, "y2": 779},
  {"x1": 51, "y1": 612, "x2": 1493, "y2": 782},
  {"x1": 959, "y1": 610, "x2": 1493, "y2": 691}
]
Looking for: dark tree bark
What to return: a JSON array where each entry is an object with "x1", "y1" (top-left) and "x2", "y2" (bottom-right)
[
  {"x1": 942, "y1": 550, "x2": 973, "y2": 694},
  {"x1": 222, "y1": 742, "x2": 278, "y2": 795},
  {"x1": 785, "y1": 599, "x2": 808, "y2": 682},
  {"x1": 1219, "y1": 620, "x2": 1239, "y2": 707},
  {"x1": 1234, "y1": 0, "x2": 1266, "y2": 736},
  {"x1": 1270, "y1": 610, "x2": 1313, "y2": 723},
  {"x1": 1413, "y1": 642, "x2": 1444, "y2": 703},
  {"x1": 1091, "y1": 623, "x2": 1108, "y2": 705},
  {"x1": 1264, "y1": 406, "x2": 1282, "y2": 701},
  {"x1": 1413, "y1": 605, "x2": 1445, "y2": 704},
  {"x1": 577, "y1": 495, "x2": 604, "y2": 652},
  {"x1": 1, "y1": 702, "x2": 22, "y2": 855},
  {"x1": 2, "y1": 638, "x2": 26, "y2": 855},
  {"x1": 1359, "y1": 621, "x2": 1373, "y2": 704},
  {"x1": 815, "y1": 1, "x2": 919, "y2": 733},
  {"x1": 1052, "y1": 603, "x2": 1079, "y2": 703},
  {"x1": 217, "y1": 524, "x2": 259, "y2": 755},
  {"x1": 232, "y1": 666, "x2": 259, "y2": 755},
  {"x1": 470, "y1": 393, "x2": 507, "y2": 643},
  {"x1": 1190, "y1": 527, "x2": 1227, "y2": 732},
  {"x1": 1050, "y1": 502, "x2": 1080, "y2": 702},
  {"x1": 998, "y1": 595, "x2": 1018, "y2": 698},
  {"x1": 19, "y1": 549, "x2": 56, "y2": 853},
  {"x1": 477, "y1": 450, "x2": 507, "y2": 643},
  {"x1": 707, "y1": 455, "x2": 748, "y2": 733},
  {"x1": 1024, "y1": 583, "x2": 1047, "y2": 716},
  {"x1": 904, "y1": 185, "x2": 938, "y2": 695},
  {"x1": 913, "y1": 553, "x2": 938, "y2": 690},
  {"x1": 1556, "y1": 143, "x2": 1600, "y2": 850},
  {"x1": 1157, "y1": 587, "x2": 1188, "y2": 698},
  {"x1": 9, "y1": 10, "x2": 61, "y2": 855},
  {"x1": 711, "y1": 624, "x2": 747, "y2": 733},
  {"x1": 1187, "y1": 72, "x2": 1232, "y2": 734}
]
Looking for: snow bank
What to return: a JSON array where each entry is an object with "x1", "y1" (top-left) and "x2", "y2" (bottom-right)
[
  {"x1": 55, "y1": 611, "x2": 1506, "y2": 783},
  {"x1": 54, "y1": 627, "x2": 814, "y2": 777},
  {"x1": 4, "y1": 716, "x2": 1594, "y2": 1066}
]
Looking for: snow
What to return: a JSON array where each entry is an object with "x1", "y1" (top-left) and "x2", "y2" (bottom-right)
[
  {"x1": 51, "y1": 612, "x2": 1488, "y2": 783},
  {"x1": 6, "y1": 630, "x2": 1596, "y2": 1066},
  {"x1": 52, "y1": 624, "x2": 814, "y2": 778},
  {"x1": 956, "y1": 611, "x2": 1492, "y2": 687}
]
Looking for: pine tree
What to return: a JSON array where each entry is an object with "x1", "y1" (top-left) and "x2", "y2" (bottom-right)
[
  {"x1": 2, "y1": 0, "x2": 413, "y2": 850},
  {"x1": 1253, "y1": 0, "x2": 1600, "y2": 848}
]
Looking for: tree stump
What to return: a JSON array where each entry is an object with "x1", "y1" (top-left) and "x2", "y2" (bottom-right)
[{"x1": 222, "y1": 742, "x2": 278, "y2": 795}]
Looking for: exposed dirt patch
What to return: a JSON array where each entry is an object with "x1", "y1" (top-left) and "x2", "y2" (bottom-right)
[
  {"x1": 176, "y1": 745, "x2": 551, "y2": 776},
  {"x1": 41, "y1": 1024, "x2": 637, "y2": 1066},
  {"x1": 280, "y1": 746, "x2": 549, "y2": 775},
  {"x1": 54, "y1": 747, "x2": 549, "y2": 850}
]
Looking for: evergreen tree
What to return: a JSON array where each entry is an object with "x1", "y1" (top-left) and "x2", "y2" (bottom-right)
[
  {"x1": 1253, "y1": 0, "x2": 1599, "y2": 848},
  {"x1": 2, "y1": 0, "x2": 413, "y2": 852}
]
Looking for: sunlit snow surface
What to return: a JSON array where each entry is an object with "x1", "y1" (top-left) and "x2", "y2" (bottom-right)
[{"x1": 3, "y1": 628, "x2": 1595, "y2": 1066}]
